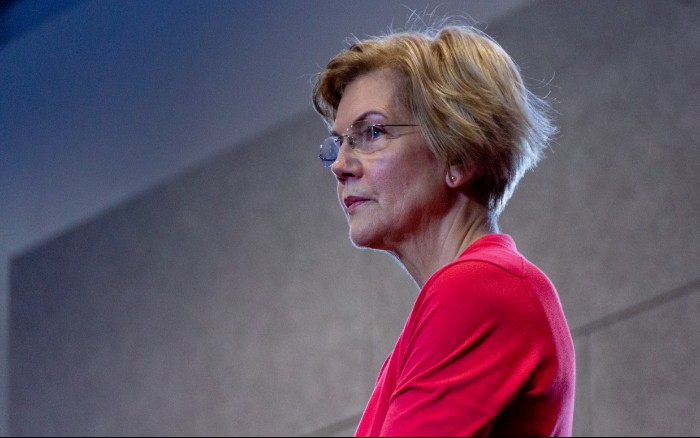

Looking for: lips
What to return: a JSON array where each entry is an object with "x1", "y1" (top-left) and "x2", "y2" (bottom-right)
[{"x1": 343, "y1": 196, "x2": 371, "y2": 213}]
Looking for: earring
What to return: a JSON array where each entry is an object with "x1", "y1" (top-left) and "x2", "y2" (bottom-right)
[{"x1": 450, "y1": 175, "x2": 456, "y2": 182}]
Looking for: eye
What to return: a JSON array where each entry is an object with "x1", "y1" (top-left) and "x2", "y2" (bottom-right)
[
  {"x1": 360, "y1": 124, "x2": 386, "y2": 142},
  {"x1": 370, "y1": 125, "x2": 385, "y2": 139}
]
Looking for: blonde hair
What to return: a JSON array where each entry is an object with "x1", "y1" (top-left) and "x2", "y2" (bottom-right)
[{"x1": 312, "y1": 24, "x2": 556, "y2": 215}]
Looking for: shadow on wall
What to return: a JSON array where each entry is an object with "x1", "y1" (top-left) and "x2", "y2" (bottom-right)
[{"x1": 0, "y1": 0, "x2": 83, "y2": 46}]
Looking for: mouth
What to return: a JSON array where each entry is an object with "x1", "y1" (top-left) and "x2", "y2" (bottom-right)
[{"x1": 343, "y1": 196, "x2": 371, "y2": 213}]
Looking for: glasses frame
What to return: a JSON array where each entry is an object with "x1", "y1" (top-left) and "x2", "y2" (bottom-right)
[{"x1": 319, "y1": 121, "x2": 418, "y2": 167}]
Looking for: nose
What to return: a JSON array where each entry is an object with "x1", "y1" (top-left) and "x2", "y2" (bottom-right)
[{"x1": 330, "y1": 138, "x2": 361, "y2": 181}]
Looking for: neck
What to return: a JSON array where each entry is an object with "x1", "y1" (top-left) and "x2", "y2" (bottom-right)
[{"x1": 390, "y1": 200, "x2": 498, "y2": 289}]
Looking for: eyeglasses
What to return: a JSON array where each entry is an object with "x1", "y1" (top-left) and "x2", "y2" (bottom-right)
[{"x1": 319, "y1": 120, "x2": 418, "y2": 167}]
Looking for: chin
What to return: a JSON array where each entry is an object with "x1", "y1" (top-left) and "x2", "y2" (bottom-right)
[{"x1": 348, "y1": 226, "x2": 384, "y2": 250}]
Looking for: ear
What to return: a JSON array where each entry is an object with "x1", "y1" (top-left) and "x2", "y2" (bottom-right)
[{"x1": 445, "y1": 164, "x2": 471, "y2": 188}]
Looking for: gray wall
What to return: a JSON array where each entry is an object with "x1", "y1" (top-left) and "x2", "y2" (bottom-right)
[
  {"x1": 5, "y1": 0, "x2": 700, "y2": 436},
  {"x1": 0, "y1": 1, "x2": 533, "y2": 435},
  {"x1": 10, "y1": 112, "x2": 410, "y2": 436},
  {"x1": 494, "y1": 2, "x2": 700, "y2": 434}
]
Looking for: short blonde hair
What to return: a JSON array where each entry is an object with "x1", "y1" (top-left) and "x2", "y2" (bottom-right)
[{"x1": 312, "y1": 24, "x2": 556, "y2": 215}]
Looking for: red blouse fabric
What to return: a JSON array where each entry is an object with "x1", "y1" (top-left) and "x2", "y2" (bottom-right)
[{"x1": 355, "y1": 234, "x2": 575, "y2": 436}]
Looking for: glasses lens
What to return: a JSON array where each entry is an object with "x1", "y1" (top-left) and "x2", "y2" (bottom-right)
[
  {"x1": 319, "y1": 137, "x2": 340, "y2": 167},
  {"x1": 350, "y1": 120, "x2": 379, "y2": 152}
]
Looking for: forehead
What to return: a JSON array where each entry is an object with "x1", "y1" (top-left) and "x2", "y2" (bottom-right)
[{"x1": 332, "y1": 68, "x2": 406, "y2": 133}]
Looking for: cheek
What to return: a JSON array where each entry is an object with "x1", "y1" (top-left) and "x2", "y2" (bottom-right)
[
  {"x1": 390, "y1": 170, "x2": 446, "y2": 220},
  {"x1": 380, "y1": 158, "x2": 437, "y2": 199},
  {"x1": 368, "y1": 165, "x2": 403, "y2": 207}
]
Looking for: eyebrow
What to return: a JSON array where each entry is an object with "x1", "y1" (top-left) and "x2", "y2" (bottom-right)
[{"x1": 330, "y1": 110, "x2": 388, "y2": 136}]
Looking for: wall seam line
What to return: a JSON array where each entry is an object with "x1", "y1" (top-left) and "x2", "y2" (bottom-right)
[{"x1": 571, "y1": 277, "x2": 700, "y2": 338}]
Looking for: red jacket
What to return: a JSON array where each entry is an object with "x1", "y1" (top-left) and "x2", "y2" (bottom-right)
[{"x1": 356, "y1": 234, "x2": 575, "y2": 436}]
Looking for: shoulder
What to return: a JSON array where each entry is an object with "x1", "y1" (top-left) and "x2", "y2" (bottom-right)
[
  {"x1": 423, "y1": 257, "x2": 531, "y2": 319},
  {"x1": 417, "y1": 235, "x2": 558, "y2": 330}
]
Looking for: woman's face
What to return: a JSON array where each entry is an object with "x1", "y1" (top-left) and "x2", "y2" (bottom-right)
[{"x1": 331, "y1": 69, "x2": 450, "y2": 252}]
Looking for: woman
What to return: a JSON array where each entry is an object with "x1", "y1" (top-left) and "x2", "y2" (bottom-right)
[{"x1": 312, "y1": 23, "x2": 575, "y2": 436}]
